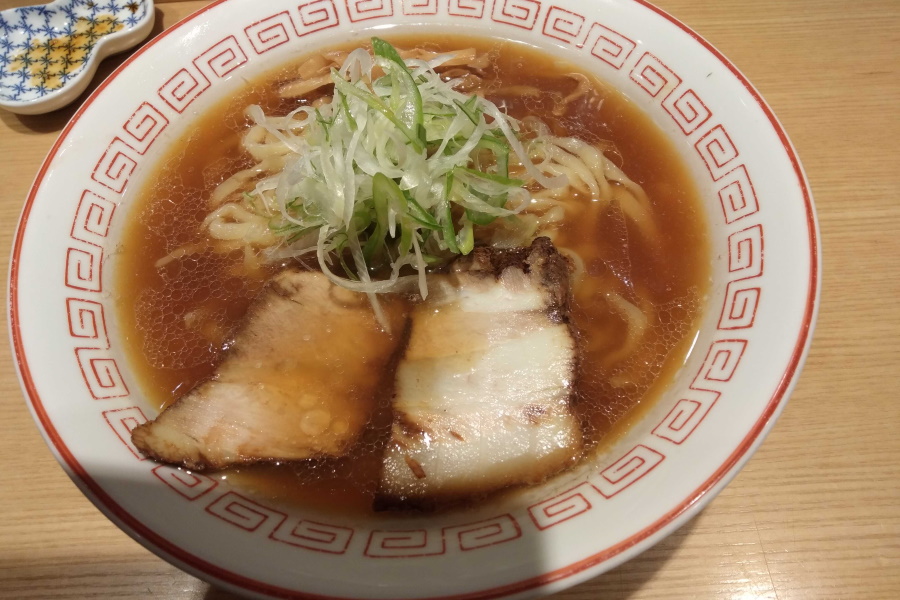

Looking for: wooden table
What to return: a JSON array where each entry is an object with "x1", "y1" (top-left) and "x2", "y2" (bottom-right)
[{"x1": 1, "y1": 0, "x2": 897, "y2": 598}]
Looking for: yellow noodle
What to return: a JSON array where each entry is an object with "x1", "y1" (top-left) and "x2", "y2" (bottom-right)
[
  {"x1": 154, "y1": 242, "x2": 206, "y2": 268},
  {"x1": 399, "y1": 47, "x2": 487, "y2": 69},
  {"x1": 244, "y1": 125, "x2": 293, "y2": 162},
  {"x1": 602, "y1": 291, "x2": 649, "y2": 367},
  {"x1": 553, "y1": 73, "x2": 593, "y2": 116},
  {"x1": 279, "y1": 73, "x2": 334, "y2": 99},
  {"x1": 203, "y1": 203, "x2": 277, "y2": 246},
  {"x1": 610, "y1": 186, "x2": 660, "y2": 244},
  {"x1": 208, "y1": 155, "x2": 288, "y2": 208},
  {"x1": 558, "y1": 246, "x2": 586, "y2": 284},
  {"x1": 492, "y1": 85, "x2": 542, "y2": 97}
]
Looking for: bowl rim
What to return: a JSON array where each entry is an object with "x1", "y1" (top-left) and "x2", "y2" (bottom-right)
[{"x1": 8, "y1": 0, "x2": 820, "y2": 597}]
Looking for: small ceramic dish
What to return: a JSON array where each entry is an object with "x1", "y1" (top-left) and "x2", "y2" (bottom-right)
[
  {"x1": 0, "y1": 0, "x2": 154, "y2": 115},
  {"x1": 10, "y1": 0, "x2": 819, "y2": 598}
]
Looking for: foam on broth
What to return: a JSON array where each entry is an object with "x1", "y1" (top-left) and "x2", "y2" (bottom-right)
[{"x1": 115, "y1": 36, "x2": 709, "y2": 514}]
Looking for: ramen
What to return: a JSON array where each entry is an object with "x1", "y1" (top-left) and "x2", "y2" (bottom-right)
[{"x1": 116, "y1": 36, "x2": 709, "y2": 513}]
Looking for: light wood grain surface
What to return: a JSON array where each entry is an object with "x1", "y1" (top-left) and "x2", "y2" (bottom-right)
[{"x1": 1, "y1": 0, "x2": 898, "y2": 598}]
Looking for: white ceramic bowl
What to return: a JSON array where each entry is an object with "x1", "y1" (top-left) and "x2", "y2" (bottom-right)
[{"x1": 9, "y1": 0, "x2": 819, "y2": 598}]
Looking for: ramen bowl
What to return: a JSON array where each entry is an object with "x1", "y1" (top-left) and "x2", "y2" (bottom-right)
[{"x1": 9, "y1": 0, "x2": 818, "y2": 598}]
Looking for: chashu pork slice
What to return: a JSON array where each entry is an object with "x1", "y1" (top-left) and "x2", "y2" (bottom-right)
[
  {"x1": 378, "y1": 237, "x2": 582, "y2": 508},
  {"x1": 132, "y1": 269, "x2": 406, "y2": 471}
]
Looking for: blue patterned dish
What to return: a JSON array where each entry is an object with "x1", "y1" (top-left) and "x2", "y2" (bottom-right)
[{"x1": 0, "y1": 0, "x2": 154, "y2": 114}]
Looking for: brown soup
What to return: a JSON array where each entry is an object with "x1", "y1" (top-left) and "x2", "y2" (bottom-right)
[{"x1": 115, "y1": 36, "x2": 709, "y2": 514}]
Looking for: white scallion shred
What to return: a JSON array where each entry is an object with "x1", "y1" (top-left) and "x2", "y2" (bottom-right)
[{"x1": 243, "y1": 37, "x2": 569, "y2": 324}]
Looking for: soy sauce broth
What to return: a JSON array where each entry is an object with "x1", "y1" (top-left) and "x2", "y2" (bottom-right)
[{"x1": 116, "y1": 36, "x2": 708, "y2": 514}]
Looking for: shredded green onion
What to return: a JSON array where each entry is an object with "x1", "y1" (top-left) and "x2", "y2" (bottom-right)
[{"x1": 251, "y1": 37, "x2": 567, "y2": 301}]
